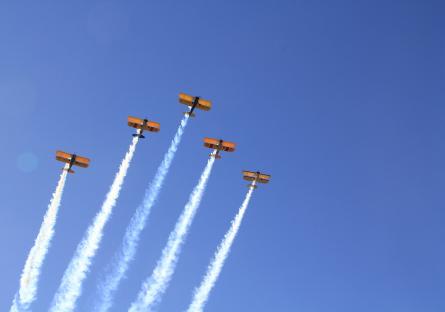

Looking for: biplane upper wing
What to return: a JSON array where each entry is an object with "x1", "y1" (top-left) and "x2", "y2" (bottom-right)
[
  {"x1": 242, "y1": 171, "x2": 257, "y2": 181},
  {"x1": 258, "y1": 173, "x2": 271, "y2": 183},
  {"x1": 56, "y1": 151, "x2": 90, "y2": 168},
  {"x1": 197, "y1": 98, "x2": 212, "y2": 111},
  {"x1": 179, "y1": 93, "x2": 195, "y2": 106},
  {"x1": 179, "y1": 93, "x2": 212, "y2": 111},
  {"x1": 56, "y1": 151, "x2": 73, "y2": 164},
  {"x1": 73, "y1": 156, "x2": 90, "y2": 168},
  {"x1": 144, "y1": 121, "x2": 160, "y2": 132},
  {"x1": 203, "y1": 138, "x2": 221, "y2": 149},
  {"x1": 203, "y1": 138, "x2": 236, "y2": 152},
  {"x1": 221, "y1": 141, "x2": 236, "y2": 152},
  {"x1": 128, "y1": 116, "x2": 144, "y2": 129},
  {"x1": 128, "y1": 116, "x2": 160, "y2": 132}
]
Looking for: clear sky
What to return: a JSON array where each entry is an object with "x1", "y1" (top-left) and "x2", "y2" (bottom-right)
[{"x1": 1, "y1": 1, "x2": 444, "y2": 311}]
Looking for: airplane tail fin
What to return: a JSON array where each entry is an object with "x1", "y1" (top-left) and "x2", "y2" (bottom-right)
[
  {"x1": 63, "y1": 168, "x2": 75, "y2": 174},
  {"x1": 133, "y1": 134, "x2": 145, "y2": 139},
  {"x1": 184, "y1": 112, "x2": 196, "y2": 117},
  {"x1": 248, "y1": 184, "x2": 257, "y2": 189}
]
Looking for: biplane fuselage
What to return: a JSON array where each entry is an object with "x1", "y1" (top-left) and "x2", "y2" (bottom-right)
[
  {"x1": 242, "y1": 170, "x2": 271, "y2": 188},
  {"x1": 188, "y1": 97, "x2": 199, "y2": 117},
  {"x1": 67, "y1": 155, "x2": 77, "y2": 173},
  {"x1": 128, "y1": 116, "x2": 160, "y2": 139},
  {"x1": 56, "y1": 151, "x2": 90, "y2": 174},
  {"x1": 179, "y1": 93, "x2": 212, "y2": 117},
  {"x1": 203, "y1": 137, "x2": 236, "y2": 159}
]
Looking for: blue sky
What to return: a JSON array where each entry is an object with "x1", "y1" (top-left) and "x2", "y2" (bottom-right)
[{"x1": 1, "y1": 1, "x2": 444, "y2": 311}]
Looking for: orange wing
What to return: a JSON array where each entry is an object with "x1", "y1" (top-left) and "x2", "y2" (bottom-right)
[
  {"x1": 128, "y1": 116, "x2": 144, "y2": 129},
  {"x1": 197, "y1": 98, "x2": 212, "y2": 111},
  {"x1": 144, "y1": 121, "x2": 160, "y2": 132},
  {"x1": 56, "y1": 151, "x2": 73, "y2": 164},
  {"x1": 221, "y1": 141, "x2": 236, "y2": 152},
  {"x1": 128, "y1": 116, "x2": 160, "y2": 132},
  {"x1": 179, "y1": 93, "x2": 195, "y2": 106},
  {"x1": 258, "y1": 173, "x2": 271, "y2": 184},
  {"x1": 56, "y1": 151, "x2": 90, "y2": 168},
  {"x1": 203, "y1": 138, "x2": 236, "y2": 152},
  {"x1": 73, "y1": 156, "x2": 90, "y2": 168},
  {"x1": 203, "y1": 137, "x2": 221, "y2": 149},
  {"x1": 242, "y1": 171, "x2": 271, "y2": 183},
  {"x1": 179, "y1": 93, "x2": 212, "y2": 111},
  {"x1": 242, "y1": 170, "x2": 257, "y2": 182}
]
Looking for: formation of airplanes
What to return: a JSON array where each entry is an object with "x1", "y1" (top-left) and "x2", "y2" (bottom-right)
[{"x1": 55, "y1": 92, "x2": 270, "y2": 186}]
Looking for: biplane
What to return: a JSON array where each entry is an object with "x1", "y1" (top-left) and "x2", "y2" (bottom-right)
[
  {"x1": 203, "y1": 137, "x2": 236, "y2": 159},
  {"x1": 242, "y1": 170, "x2": 271, "y2": 188},
  {"x1": 127, "y1": 116, "x2": 160, "y2": 138},
  {"x1": 179, "y1": 93, "x2": 212, "y2": 117},
  {"x1": 56, "y1": 151, "x2": 90, "y2": 174}
]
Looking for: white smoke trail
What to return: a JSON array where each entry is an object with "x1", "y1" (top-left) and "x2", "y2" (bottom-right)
[
  {"x1": 94, "y1": 116, "x2": 188, "y2": 312},
  {"x1": 129, "y1": 156, "x2": 216, "y2": 312},
  {"x1": 10, "y1": 169, "x2": 69, "y2": 312},
  {"x1": 187, "y1": 184, "x2": 256, "y2": 312},
  {"x1": 49, "y1": 136, "x2": 139, "y2": 312}
]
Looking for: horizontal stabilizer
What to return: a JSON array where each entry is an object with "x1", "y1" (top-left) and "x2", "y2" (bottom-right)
[{"x1": 133, "y1": 134, "x2": 145, "y2": 139}]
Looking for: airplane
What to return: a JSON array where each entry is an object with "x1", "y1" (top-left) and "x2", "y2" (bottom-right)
[
  {"x1": 242, "y1": 170, "x2": 271, "y2": 188},
  {"x1": 56, "y1": 151, "x2": 90, "y2": 174},
  {"x1": 128, "y1": 116, "x2": 160, "y2": 138},
  {"x1": 203, "y1": 137, "x2": 236, "y2": 159},
  {"x1": 179, "y1": 93, "x2": 212, "y2": 117}
]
